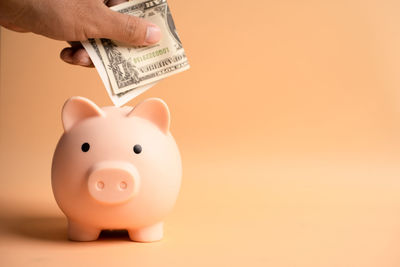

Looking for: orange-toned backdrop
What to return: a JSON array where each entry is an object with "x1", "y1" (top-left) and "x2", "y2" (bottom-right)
[{"x1": 2, "y1": 1, "x2": 400, "y2": 266}]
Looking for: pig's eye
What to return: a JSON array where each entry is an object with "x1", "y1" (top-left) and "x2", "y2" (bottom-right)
[
  {"x1": 133, "y1": 144, "x2": 142, "y2": 154},
  {"x1": 81, "y1": 142, "x2": 90, "y2": 152}
]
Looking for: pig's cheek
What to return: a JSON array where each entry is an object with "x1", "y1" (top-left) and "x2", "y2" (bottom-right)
[
  {"x1": 52, "y1": 139, "x2": 93, "y2": 203},
  {"x1": 134, "y1": 137, "x2": 182, "y2": 208}
]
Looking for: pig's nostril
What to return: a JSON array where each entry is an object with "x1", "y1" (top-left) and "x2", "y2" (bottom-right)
[
  {"x1": 96, "y1": 181, "x2": 105, "y2": 190},
  {"x1": 119, "y1": 181, "x2": 128, "y2": 190}
]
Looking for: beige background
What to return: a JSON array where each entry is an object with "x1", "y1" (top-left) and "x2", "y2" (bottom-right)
[{"x1": 2, "y1": 0, "x2": 400, "y2": 266}]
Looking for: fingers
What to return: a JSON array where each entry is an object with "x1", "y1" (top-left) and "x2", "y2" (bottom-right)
[
  {"x1": 60, "y1": 0, "x2": 160, "y2": 68},
  {"x1": 60, "y1": 46, "x2": 94, "y2": 67},
  {"x1": 92, "y1": 6, "x2": 161, "y2": 46}
]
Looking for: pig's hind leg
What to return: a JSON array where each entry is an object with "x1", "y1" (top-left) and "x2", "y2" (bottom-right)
[
  {"x1": 128, "y1": 222, "x2": 164, "y2": 242},
  {"x1": 67, "y1": 220, "x2": 101, "y2": 241}
]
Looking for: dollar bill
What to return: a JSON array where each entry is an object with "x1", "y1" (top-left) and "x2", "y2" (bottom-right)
[
  {"x1": 82, "y1": 39, "x2": 155, "y2": 106},
  {"x1": 82, "y1": 0, "x2": 189, "y2": 106}
]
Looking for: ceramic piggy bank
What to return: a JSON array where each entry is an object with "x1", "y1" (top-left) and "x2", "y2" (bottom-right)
[{"x1": 51, "y1": 96, "x2": 182, "y2": 242}]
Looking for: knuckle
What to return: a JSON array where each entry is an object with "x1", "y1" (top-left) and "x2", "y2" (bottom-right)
[
  {"x1": 80, "y1": 24, "x2": 96, "y2": 40},
  {"x1": 71, "y1": 2, "x2": 101, "y2": 40},
  {"x1": 124, "y1": 15, "x2": 141, "y2": 43}
]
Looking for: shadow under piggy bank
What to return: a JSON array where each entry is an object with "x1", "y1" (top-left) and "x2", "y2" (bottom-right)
[{"x1": 5, "y1": 216, "x2": 132, "y2": 242}]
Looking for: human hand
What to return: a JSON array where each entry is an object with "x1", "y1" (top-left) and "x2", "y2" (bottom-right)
[{"x1": 0, "y1": 0, "x2": 161, "y2": 67}]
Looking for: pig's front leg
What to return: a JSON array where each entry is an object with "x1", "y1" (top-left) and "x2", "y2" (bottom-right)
[
  {"x1": 128, "y1": 222, "x2": 164, "y2": 242},
  {"x1": 67, "y1": 220, "x2": 101, "y2": 241}
]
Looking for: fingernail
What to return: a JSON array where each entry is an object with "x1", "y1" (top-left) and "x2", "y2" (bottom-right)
[{"x1": 145, "y1": 25, "x2": 161, "y2": 44}]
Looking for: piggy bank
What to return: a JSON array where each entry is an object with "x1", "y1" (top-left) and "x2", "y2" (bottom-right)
[{"x1": 51, "y1": 96, "x2": 182, "y2": 242}]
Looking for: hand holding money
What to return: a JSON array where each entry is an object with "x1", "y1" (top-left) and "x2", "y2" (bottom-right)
[
  {"x1": 82, "y1": 0, "x2": 190, "y2": 106},
  {"x1": 0, "y1": 0, "x2": 161, "y2": 67},
  {"x1": 0, "y1": 0, "x2": 189, "y2": 106}
]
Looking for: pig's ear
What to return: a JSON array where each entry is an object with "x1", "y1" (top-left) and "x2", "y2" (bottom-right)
[
  {"x1": 128, "y1": 98, "x2": 170, "y2": 134},
  {"x1": 62, "y1": 96, "x2": 105, "y2": 132}
]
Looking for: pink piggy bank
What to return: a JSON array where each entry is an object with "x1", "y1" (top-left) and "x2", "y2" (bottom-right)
[{"x1": 51, "y1": 96, "x2": 182, "y2": 242}]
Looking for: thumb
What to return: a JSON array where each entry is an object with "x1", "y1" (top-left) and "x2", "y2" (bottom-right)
[{"x1": 93, "y1": 6, "x2": 161, "y2": 45}]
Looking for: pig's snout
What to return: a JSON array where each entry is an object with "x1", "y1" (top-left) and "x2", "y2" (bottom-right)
[{"x1": 87, "y1": 162, "x2": 140, "y2": 204}]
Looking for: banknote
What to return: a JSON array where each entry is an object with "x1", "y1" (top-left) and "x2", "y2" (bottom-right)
[
  {"x1": 82, "y1": 0, "x2": 189, "y2": 105},
  {"x1": 97, "y1": 0, "x2": 189, "y2": 94},
  {"x1": 81, "y1": 39, "x2": 155, "y2": 106}
]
